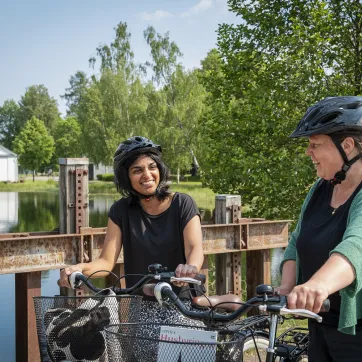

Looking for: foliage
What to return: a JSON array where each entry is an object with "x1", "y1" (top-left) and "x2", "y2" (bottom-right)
[
  {"x1": 68, "y1": 22, "x2": 207, "y2": 176},
  {"x1": 62, "y1": 71, "x2": 90, "y2": 117},
  {"x1": 143, "y1": 27, "x2": 207, "y2": 176},
  {"x1": 198, "y1": 0, "x2": 362, "y2": 221},
  {"x1": 52, "y1": 117, "x2": 82, "y2": 158},
  {"x1": 12, "y1": 117, "x2": 55, "y2": 180},
  {"x1": 18, "y1": 85, "x2": 60, "y2": 132},
  {"x1": 0, "y1": 99, "x2": 21, "y2": 150},
  {"x1": 75, "y1": 23, "x2": 150, "y2": 165},
  {"x1": 96, "y1": 173, "x2": 114, "y2": 181}
]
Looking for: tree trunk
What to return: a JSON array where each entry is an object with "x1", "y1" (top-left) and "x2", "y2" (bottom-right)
[
  {"x1": 32, "y1": 170, "x2": 35, "y2": 182},
  {"x1": 177, "y1": 167, "x2": 180, "y2": 184}
]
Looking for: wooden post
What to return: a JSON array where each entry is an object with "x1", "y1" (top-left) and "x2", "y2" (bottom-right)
[
  {"x1": 59, "y1": 158, "x2": 90, "y2": 296},
  {"x1": 214, "y1": 195, "x2": 241, "y2": 295},
  {"x1": 15, "y1": 272, "x2": 41, "y2": 362},
  {"x1": 59, "y1": 158, "x2": 89, "y2": 234},
  {"x1": 246, "y1": 249, "x2": 271, "y2": 313},
  {"x1": 200, "y1": 257, "x2": 209, "y2": 296}
]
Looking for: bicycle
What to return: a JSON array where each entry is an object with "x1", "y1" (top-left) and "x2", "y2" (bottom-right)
[{"x1": 34, "y1": 264, "x2": 328, "y2": 361}]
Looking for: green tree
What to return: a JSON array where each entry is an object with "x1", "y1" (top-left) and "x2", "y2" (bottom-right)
[
  {"x1": 144, "y1": 27, "x2": 206, "y2": 181},
  {"x1": 199, "y1": 1, "x2": 362, "y2": 221},
  {"x1": 0, "y1": 99, "x2": 21, "y2": 150},
  {"x1": 62, "y1": 71, "x2": 90, "y2": 117},
  {"x1": 13, "y1": 117, "x2": 55, "y2": 181},
  {"x1": 76, "y1": 23, "x2": 149, "y2": 166},
  {"x1": 19, "y1": 85, "x2": 60, "y2": 132},
  {"x1": 53, "y1": 117, "x2": 82, "y2": 158}
]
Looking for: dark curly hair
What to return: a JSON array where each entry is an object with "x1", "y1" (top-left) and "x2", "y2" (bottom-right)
[{"x1": 114, "y1": 152, "x2": 171, "y2": 202}]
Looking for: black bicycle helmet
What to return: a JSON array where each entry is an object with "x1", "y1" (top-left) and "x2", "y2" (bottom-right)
[
  {"x1": 290, "y1": 96, "x2": 362, "y2": 184},
  {"x1": 113, "y1": 136, "x2": 162, "y2": 165},
  {"x1": 113, "y1": 136, "x2": 169, "y2": 200},
  {"x1": 290, "y1": 96, "x2": 362, "y2": 138}
]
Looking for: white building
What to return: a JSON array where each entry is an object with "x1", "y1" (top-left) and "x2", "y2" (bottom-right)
[
  {"x1": 0, "y1": 145, "x2": 18, "y2": 182},
  {"x1": 89, "y1": 163, "x2": 112, "y2": 180}
]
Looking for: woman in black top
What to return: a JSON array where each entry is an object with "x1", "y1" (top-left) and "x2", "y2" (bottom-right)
[
  {"x1": 60, "y1": 136, "x2": 204, "y2": 319},
  {"x1": 280, "y1": 97, "x2": 362, "y2": 361}
]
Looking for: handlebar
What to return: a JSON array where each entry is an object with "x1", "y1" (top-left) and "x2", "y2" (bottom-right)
[
  {"x1": 144, "y1": 284, "x2": 330, "y2": 325},
  {"x1": 63, "y1": 264, "x2": 329, "y2": 325},
  {"x1": 67, "y1": 269, "x2": 206, "y2": 294}
]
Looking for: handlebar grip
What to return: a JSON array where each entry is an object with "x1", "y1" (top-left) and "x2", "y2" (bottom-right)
[
  {"x1": 143, "y1": 284, "x2": 156, "y2": 297},
  {"x1": 194, "y1": 273, "x2": 206, "y2": 284},
  {"x1": 69, "y1": 271, "x2": 84, "y2": 289},
  {"x1": 320, "y1": 299, "x2": 330, "y2": 313}
]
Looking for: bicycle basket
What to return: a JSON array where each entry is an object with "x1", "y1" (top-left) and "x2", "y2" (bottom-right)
[
  {"x1": 33, "y1": 293, "x2": 142, "y2": 362},
  {"x1": 104, "y1": 322, "x2": 245, "y2": 362}
]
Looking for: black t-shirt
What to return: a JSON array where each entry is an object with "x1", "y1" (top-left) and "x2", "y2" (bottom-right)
[
  {"x1": 108, "y1": 192, "x2": 200, "y2": 301},
  {"x1": 297, "y1": 179, "x2": 362, "y2": 326}
]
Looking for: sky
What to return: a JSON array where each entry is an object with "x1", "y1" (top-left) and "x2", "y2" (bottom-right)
[{"x1": 0, "y1": 0, "x2": 239, "y2": 116}]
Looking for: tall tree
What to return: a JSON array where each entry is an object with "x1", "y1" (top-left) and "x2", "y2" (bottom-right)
[
  {"x1": 18, "y1": 85, "x2": 60, "y2": 132},
  {"x1": 77, "y1": 23, "x2": 149, "y2": 166},
  {"x1": 89, "y1": 21, "x2": 135, "y2": 79},
  {"x1": 13, "y1": 117, "x2": 55, "y2": 181},
  {"x1": 144, "y1": 27, "x2": 205, "y2": 181},
  {"x1": 62, "y1": 71, "x2": 89, "y2": 117},
  {"x1": 0, "y1": 99, "x2": 21, "y2": 150}
]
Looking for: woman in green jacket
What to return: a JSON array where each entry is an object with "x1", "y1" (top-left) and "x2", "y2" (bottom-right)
[{"x1": 280, "y1": 96, "x2": 362, "y2": 361}]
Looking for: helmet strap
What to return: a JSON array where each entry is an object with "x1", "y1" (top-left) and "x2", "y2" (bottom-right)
[{"x1": 330, "y1": 138, "x2": 362, "y2": 185}]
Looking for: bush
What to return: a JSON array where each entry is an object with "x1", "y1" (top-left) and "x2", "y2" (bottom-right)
[{"x1": 96, "y1": 173, "x2": 114, "y2": 182}]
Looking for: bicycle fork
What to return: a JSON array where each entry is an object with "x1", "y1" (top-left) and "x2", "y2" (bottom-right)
[{"x1": 266, "y1": 314, "x2": 279, "y2": 362}]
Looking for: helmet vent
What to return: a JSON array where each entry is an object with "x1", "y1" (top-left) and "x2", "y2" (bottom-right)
[
  {"x1": 316, "y1": 112, "x2": 341, "y2": 126},
  {"x1": 340, "y1": 101, "x2": 362, "y2": 110}
]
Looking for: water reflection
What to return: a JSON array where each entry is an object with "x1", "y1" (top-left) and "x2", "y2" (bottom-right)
[
  {"x1": 0, "y1": 192, "x2": 18, "y2": 233},
  {"x1": 1, "y1": 192, "x2": 120, "y2": 233},
  {"x1": 0, "y1": 192, "x2": 121, "y2": 362}
]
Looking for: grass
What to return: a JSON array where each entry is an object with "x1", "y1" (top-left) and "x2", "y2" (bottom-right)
[{"x1": 0, "y1": 179, "x2": 58, "y2": 192}]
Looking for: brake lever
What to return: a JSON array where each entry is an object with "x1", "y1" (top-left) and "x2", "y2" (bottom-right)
[{"x1": 170, "y1": 277, "x2": 201, "y2": 285}]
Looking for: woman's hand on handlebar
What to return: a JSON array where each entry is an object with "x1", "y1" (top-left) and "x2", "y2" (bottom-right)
[
  {"x1": 287, "y1": 280, "x2": 329, "y2": 314},
  {"x1": 59, "y1": 265, "x2": 83, "y2": 288},
  {"x1": 174, "y1": 264, "x2": 198, "y2": 287}
]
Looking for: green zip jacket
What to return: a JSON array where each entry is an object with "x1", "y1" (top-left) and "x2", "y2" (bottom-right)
[{"x1": 281, "y1": 180, "x2": 362, "y2": 335}]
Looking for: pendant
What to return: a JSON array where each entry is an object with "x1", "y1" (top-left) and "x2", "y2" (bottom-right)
[{"x1": 332, "y1": 208, "x2": 337, "y2": 215}]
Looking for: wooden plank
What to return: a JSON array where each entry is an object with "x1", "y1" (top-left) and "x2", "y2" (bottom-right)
[{"x1": 246, "y1": 221, "x2": 289, "y2": 250}]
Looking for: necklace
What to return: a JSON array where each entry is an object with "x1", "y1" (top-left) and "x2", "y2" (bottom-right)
[{"x1": 331, "y1": 185, "x2": 340, "y2": 215}]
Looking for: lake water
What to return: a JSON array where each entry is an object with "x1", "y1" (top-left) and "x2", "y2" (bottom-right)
[{"x1": 0, "y1": 191, "x2": 283, "y2": 362}]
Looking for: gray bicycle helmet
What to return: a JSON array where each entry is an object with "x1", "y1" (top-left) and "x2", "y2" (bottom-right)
[
  {"x1": 290, "y1": 96, "x2": 362, "y2": 184},
  {"x1": 290, "y1": 96, "x2": 362, "y2": 138},
  {"x1": 113, "y1": 136, "x2": 162, "y2": 165}
]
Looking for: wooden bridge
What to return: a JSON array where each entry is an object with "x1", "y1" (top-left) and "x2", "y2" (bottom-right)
[{"x1": 0, "y1": 158, "x2": 290, "y2": 361}]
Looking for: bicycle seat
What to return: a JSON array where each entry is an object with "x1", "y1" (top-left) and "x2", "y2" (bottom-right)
[{"x1": 192, "y1": 294, "x2": 241, "y2": 312}]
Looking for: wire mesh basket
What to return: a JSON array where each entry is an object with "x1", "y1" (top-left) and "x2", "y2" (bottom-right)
[
  {"x1": 33, "y1": 294, "x2": 142, "y2": 362},
  {"x1": 105, "y1": 322, "x2": 245, "y2": 362}
]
